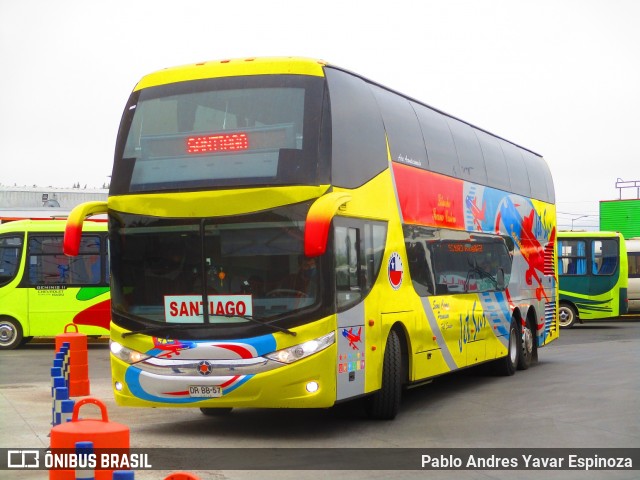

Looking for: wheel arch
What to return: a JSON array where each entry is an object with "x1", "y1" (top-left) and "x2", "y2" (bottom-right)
[{"x1": 559, "y1": 299, "x2": 579, "y2": 317}]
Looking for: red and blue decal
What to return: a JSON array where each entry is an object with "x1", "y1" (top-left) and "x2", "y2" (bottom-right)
[
  {"x1": 341, "y1": 326, "x2": 362, "y2": 350},
  {"x1": 124, "y1": 333, "x2": 277, "y2": 404}
]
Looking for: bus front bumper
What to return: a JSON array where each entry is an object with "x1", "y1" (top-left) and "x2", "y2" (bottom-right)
[{"x1": 110, "y1": 343, "x2": 338, "y2": 409}]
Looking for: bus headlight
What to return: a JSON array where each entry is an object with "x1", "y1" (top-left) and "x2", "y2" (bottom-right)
[
  {"x1": 265, "y1": 332, "x2": 335, "y2": 364},
  {"x1": 110, "y1": 341, "x2": 150, "y2": 364}
]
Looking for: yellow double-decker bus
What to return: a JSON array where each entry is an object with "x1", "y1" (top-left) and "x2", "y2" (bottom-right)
[
  {"x1": 0, "y1": 219, "x2": 110, "y2": 349},
  {"x1": 65, "y1": 57, "x2": 557, "y2": 419}
]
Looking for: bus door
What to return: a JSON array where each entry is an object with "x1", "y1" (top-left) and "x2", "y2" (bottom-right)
[
  {"x1": 334, "y1": 224, "x2": 366, "y2": 401},
  {"x1": 25, "y1": 233, "x2": 105, "y2": 336},
  {"x1": 25, "y1": 233, "x2": 76, "y2": 335},
  {"x1": 333, "y1": 220, "x2": 387, "y2": 400}
]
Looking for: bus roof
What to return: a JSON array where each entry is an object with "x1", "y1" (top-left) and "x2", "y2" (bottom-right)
[
  {"x1": 0, "y1": 219, "x2": 107, "y2": 234},
  {"x1": 134, "y1": 57, "x2": 326, "y2": 91},
  {"x1": 133, "y1": 56, "x2": 541, "y2": 158},
  {"x1": 558, "y1": 231, "x2": 623, "y2": 238}
]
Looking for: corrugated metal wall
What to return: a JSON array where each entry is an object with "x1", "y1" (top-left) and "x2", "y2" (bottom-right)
[{"x1": 600, "y1": 200, "x2": 640, "y2": 239}]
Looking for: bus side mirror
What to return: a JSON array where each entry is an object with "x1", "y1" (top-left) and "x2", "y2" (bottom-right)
[
  {"x1": 64, "y1": 201, "x2": 108, "y2": 256},
  {"x1": 304, "y1": 192, "x2": 352, "y2": 257}
]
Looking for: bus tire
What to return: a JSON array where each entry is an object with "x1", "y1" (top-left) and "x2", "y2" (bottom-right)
[
  {"x1": 496, "y1": 318, "x2": 520, "y2": 376},
  {"x1": 200, "y1": 407, "x2": 233, "y2": 416},
  {"x1": 518, "y1": 317, "x2": 535, "y2": 370},
  {"x1": 0, "y1": 317, "x2": 23, "y2": 350},
  {"x1": 558, "y1": 303, "x2": 577, "y2": 328},
  {"x1": 365, "y1": 329, "x2": 402, "y2": 420}
]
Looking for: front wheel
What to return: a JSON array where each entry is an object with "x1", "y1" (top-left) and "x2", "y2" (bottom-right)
[
  {"x1": 365, "y1": 329, "x2": 402, "y2": 420},
  {"x1": 0, "y1": 317, "x2": 23, "y2": 350},
  {"x1": 559, "y1": 304, "x2": 577, "y2": 328}
]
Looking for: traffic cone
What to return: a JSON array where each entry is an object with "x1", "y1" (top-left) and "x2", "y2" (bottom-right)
[
  {"x1": 49, "y1": 398, "x2": 130, "y2": 480},
  {"x1": 56, "y1": 324, "x2": 90, "y2": 396}
]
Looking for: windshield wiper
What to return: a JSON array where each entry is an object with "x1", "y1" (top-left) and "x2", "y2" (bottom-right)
[
  {"x1": 122, "y1": 314, "x2": 296, "y2": 338},
  {"x1": 472, "y1": 266, "x2": 497, "y2": 283},
  {"x1": 465, "y1": 265, "x2": 498, "y2": 292},
  {"x1": 237, "y1": 315, "x2": 297, "y2": 336},
  {"x1": 122, "y1": 322, "x2": 215, "y2": 338}
]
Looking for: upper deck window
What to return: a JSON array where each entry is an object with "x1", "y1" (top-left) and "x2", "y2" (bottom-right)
[{"x1": 111, "y1": 75, "x2": 327, "y2": 194}]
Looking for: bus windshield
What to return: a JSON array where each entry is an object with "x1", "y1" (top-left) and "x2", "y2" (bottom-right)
[
  {"x1": 0, "y1": 235, "x2": 23, "y2": 288},
  {"x1": 109, "y1": 203, "x2": 326, "y2": 335},
  {"x1": 111, "y1": 75, "x2": 327, "y2": 194}
]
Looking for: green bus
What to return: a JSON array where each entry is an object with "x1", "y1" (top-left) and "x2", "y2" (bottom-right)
[
  {"x1": 0, "y1": 219, "x2": 110, "y2": 349},
  {"x1": 557, "y1": 231, "x2": 628, "y2": 328}
]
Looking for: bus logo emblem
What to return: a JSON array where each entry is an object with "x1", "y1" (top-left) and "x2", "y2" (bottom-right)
[
  {"x1": 197, "y1": 361, "x2": 212, "y2": 376},
  {"x1": 388, "y1": 252, "x2": 404, "y2": 290}
]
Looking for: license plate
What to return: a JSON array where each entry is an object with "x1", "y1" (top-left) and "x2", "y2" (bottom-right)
[{"x1": 188, "y1": 385, "x2": 222, "y2": 397}]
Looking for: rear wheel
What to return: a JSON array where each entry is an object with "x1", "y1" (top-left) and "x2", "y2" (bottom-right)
[
  {"x1": 518, "y1": 317, "x2": 535, "y2": 370},
  {"x1": 0, "y1": 317, "x2": 23, "y2": 350},
  {"x1": 496, "y1": 318, "x2": 520, "y2": 376},
  {"x1": 200, "y1": 407, "x2": 233, "y2": 416},
  {"x1": 365, "y1": 329, "x2": 402, "y2": 420},
  {"x1": 559, "y1": 304, "x2": 577, "y2": 328}
]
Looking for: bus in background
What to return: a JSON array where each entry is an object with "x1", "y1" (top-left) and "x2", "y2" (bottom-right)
[
  {"x1": 557, "y1": 231, "x2": 628, "y2": 328},
  {"x1": 65, "y1": 57, "x2": 557, "y2": 419},
  {"x1": 0, "y1": 219, "x2": 110, "y2": 349},
  {"x1": 626, "y1": 238, "x2": 640, "y2": 312},
  {"x1": 0, "y1": 208, "x2": 71, "y2": 223}
]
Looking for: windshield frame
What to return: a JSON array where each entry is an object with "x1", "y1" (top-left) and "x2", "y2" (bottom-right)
[{"x1": 108, "y1": 203, "x2": 333, "y2": 339}]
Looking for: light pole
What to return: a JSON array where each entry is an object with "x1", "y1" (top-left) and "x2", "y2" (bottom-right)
[{"x1": 571, "y1": 215, "x2": 590, "y2": 231}]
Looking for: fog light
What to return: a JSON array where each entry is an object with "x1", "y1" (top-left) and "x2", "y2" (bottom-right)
[
  {"x1": 115, "y1": 381, "x2": 123, "y2": 391},
  {"x1": 306, "y1": 381, "x2": 319, "y2": 393}
]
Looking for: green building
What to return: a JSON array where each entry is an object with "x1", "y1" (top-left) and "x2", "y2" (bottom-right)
[{"x1": 600, "y1": 199, "x2": 640, "y2": 239}]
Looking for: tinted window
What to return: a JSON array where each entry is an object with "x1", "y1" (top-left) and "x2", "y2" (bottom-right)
[
  {"x1": 412, "y1": 103, "x2": 460, "y2": 177},
  {"x1": 370, "y1": 85, "x2": 427, "y2": 168},
  {"x1": 629, "y1": 252, "x2": 640, "y2": 278},
  {"x1": 592, "y1": 239, "x2": 618, "y2": 275},
  {"x1": 334, "y1": 219, "x2": 387, "y2": 310},
  {"x1": 112, "y1": 75, "x2": 325, "y2": 194},
  {"x1": 522, "y1": 150, "x2": 549, "y2": 202},
  {"x1": 476, "y1": 130, "x2": 511, "y2": 192},
  {"x1": 447, "y1": 118, "x2": 488, "y2": 184},
  {"x1": 499, "y1": 140, "x2": 531, "y2": 197},
  {"x1": 0, "y1": 235, "x2": 23, "y2": 288},
  {"x1": 324, "y1": 68, "x2": 388, "y2": 188},
  {"x1": 404, "y1": 226, "x2": 512, "y2": 296},
  {"x1": 542, "y1": 158, "x2": 555, "y2": 203},
  {"x1": 28, "y1": 235, "x2": 104, "y2": 285},
  {"x1": 406, "y1": 237, "x2": 436, "y2": 296},
  {"x1": 558, "y1": 240, "x2": 587, "y2": 275}
]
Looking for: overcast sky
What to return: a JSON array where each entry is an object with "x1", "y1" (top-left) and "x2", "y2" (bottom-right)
[{"x1": 1, "y1": 0, "x2": 638, "y2": 230}]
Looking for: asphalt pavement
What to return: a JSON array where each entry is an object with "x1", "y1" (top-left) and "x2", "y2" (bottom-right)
[{"x1": 1, "y1": 316, "x2": 639, "y2": 479}]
